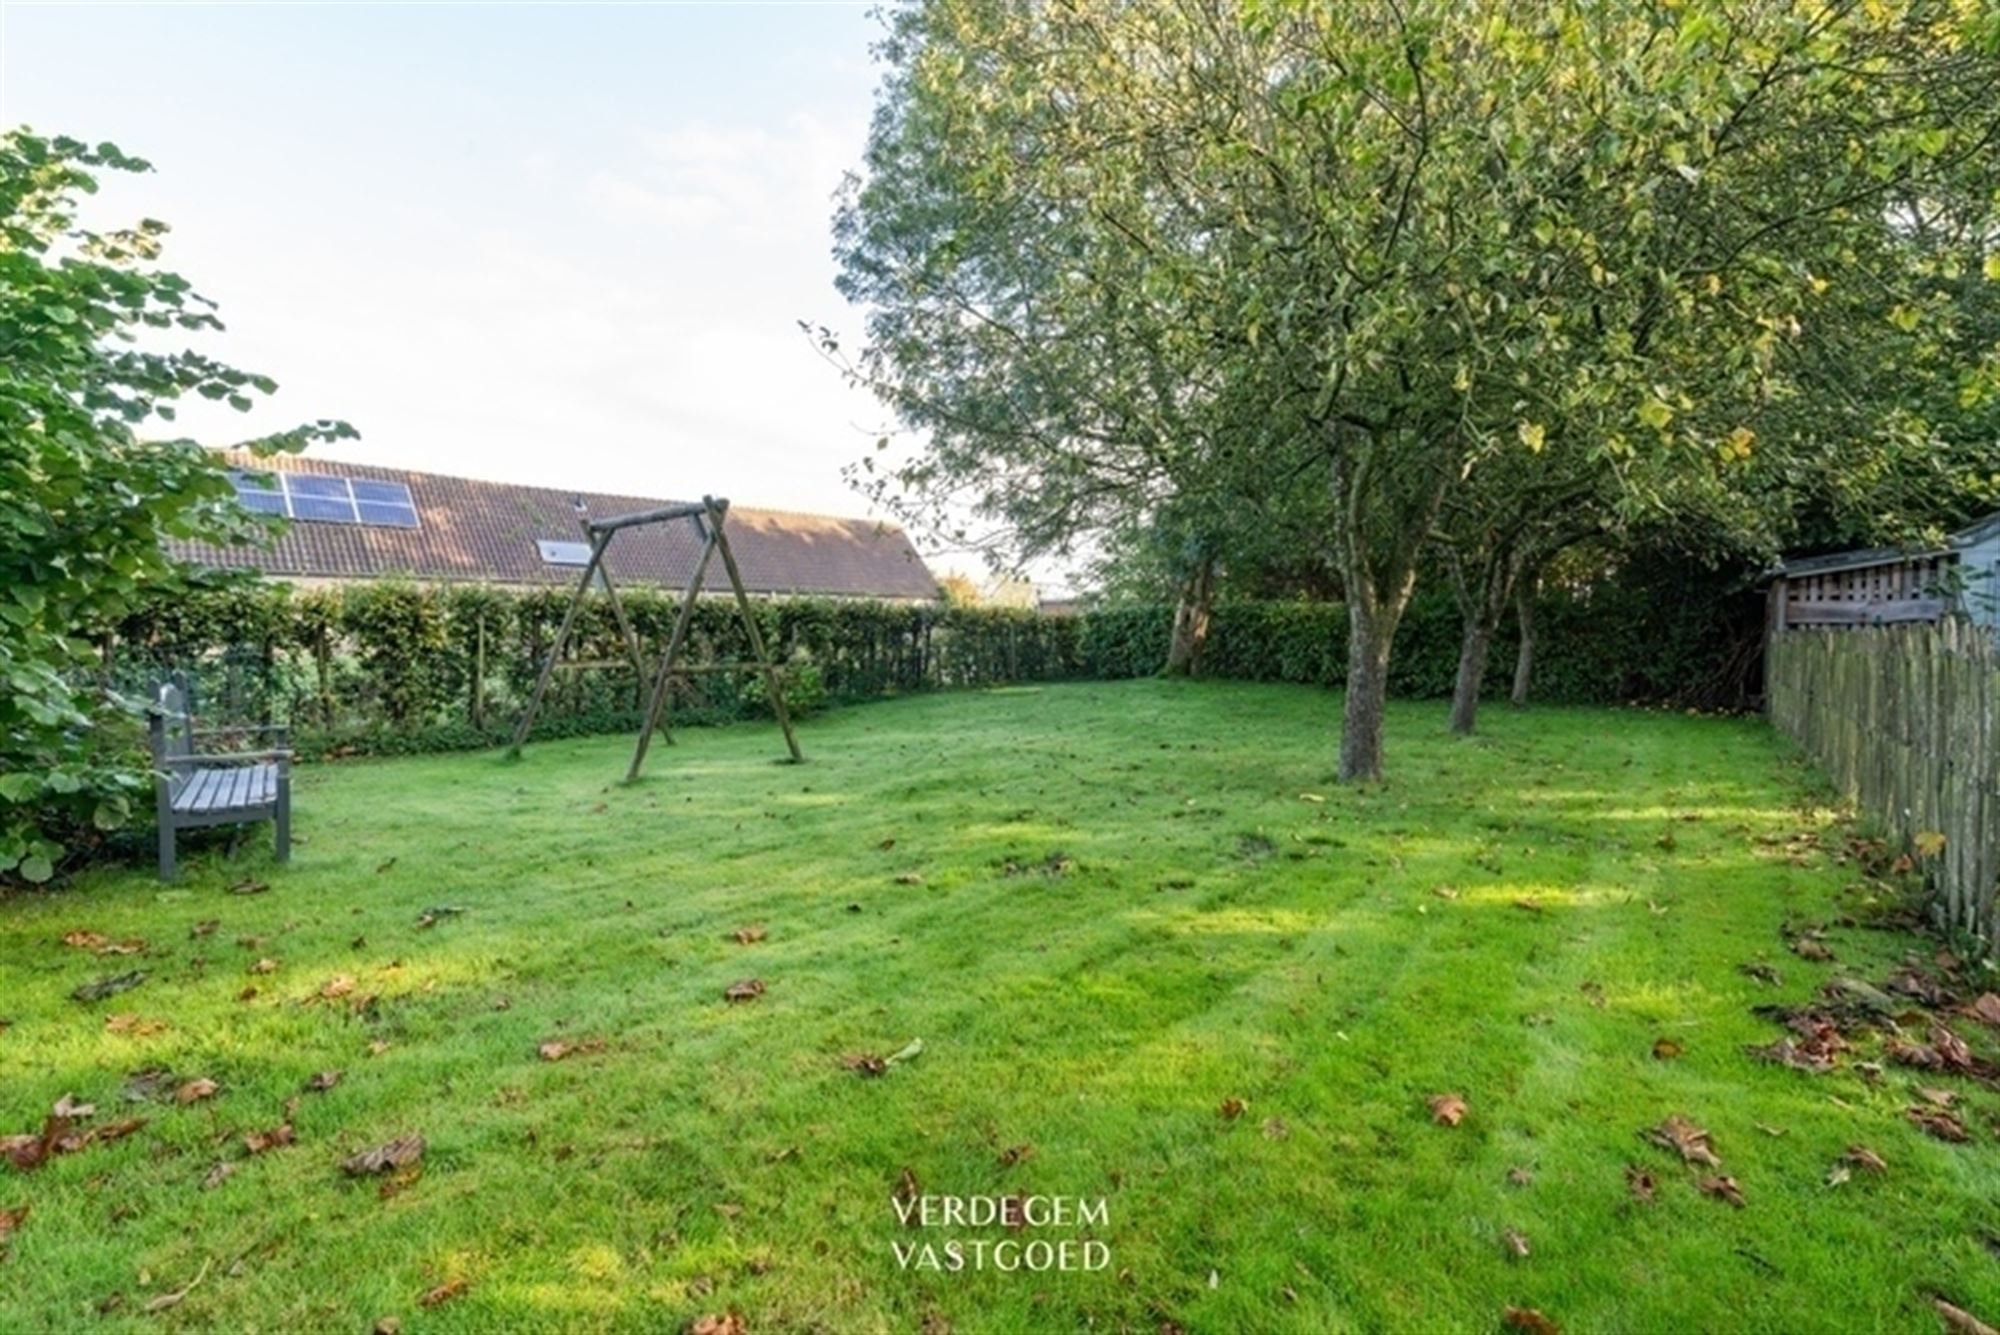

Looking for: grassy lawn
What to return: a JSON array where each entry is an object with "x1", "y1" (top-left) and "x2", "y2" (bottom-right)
[{"x1": 2, "y1": 680, "x2": 1996, "y2": 1332}]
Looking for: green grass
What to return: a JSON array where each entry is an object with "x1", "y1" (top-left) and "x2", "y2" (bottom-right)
[{"x1": 2, "y1": 680, "x2": 1996, "y2": 1332}]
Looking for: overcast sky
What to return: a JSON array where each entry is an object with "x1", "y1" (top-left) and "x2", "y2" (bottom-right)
[{"x1": 1, "y1": 2, "x2": 923, "y2": 528}]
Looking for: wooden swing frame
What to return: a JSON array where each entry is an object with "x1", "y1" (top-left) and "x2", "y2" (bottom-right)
[{"x1": 507, "y1": 495, "x2": 804, "y2": 779}]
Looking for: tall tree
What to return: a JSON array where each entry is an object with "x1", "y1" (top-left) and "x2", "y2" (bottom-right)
[
  {"x1": 836, "y1": 0, "x2": 2000, "y2": 780},
  {"x1": 0, "y1": 130, "x2": 350, "y2": 881}
]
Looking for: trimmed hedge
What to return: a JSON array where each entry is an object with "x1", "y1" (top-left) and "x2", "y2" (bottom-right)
[{"x1": 100, "y1": 564, "x2": 1759, "y2": 757}]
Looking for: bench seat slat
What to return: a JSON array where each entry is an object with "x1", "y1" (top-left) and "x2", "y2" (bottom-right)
[{"x1": 173, "y1": 763, "x2": 280, "y2": 814}]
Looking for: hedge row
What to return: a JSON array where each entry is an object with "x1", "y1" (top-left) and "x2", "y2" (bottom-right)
[{"x1": 101, "y1": 564, "x2": 1759, "y2": 756}]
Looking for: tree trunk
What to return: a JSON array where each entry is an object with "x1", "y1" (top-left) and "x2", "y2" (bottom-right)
[
  {"x1": 1339, "y1": 597, "x2": 1399, "y2": 782},
  {"x1": 1448, "y1": 617, "x2": 1494, "y2": 735},
  {"x1": 1164, "y1": 555, "x2": 1217, "y2": 677},
  {"x1": 1510, "y1": 575, "x2": 1537, "y2": 707}
]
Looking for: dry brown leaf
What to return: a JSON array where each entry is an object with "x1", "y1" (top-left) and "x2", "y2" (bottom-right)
[
  {"x1": 419, "y1": 1278, "x2": 467, "y2": 1308},
  {"x1": 1934, "y1": 1298, "x2": 1999, "y2": 1335},
  {"x1": 373, "y1": 1320, "x2": 402, "y2": 1335},
  {"x1": 1651, "y1": 1037, "x2": 1683, "y2": 1061},
  {"x1": 893, "y1": 1166, "x2": 920, "y2": 1223},
  {"x1": 1503, "y1": 1307, "x2": 1560, "y2": 1335},
  {"x1": 1502, "y1": 1227, "x2": 1530, "y2": 1259},
  {"x1": 1913, "y1": 831, "x2": 1948, "y2": 859},
  {"x1": 319, "y1": 976, "x2": 355, "y2": 1001},
  {"x1": 997, "y1": 1143, "x2": 1033, "y2": 1168},
  {"x1": 249, "y1": 958, "x2": 278, "y2": 976},
  {"x1": 1909, "y1": 1106, "x2": 1970, "y2": 1142},
  {"x1": 1918, "y1": 1087, "x2": 1959, "y2": 1109},
  {"x1": 537, "y1": 1037, "x2": 606, "y2": 1062},
  {"x1": 689, "y1": 1314, "x2": 746, "y2": 1335},
  {"x1": 0, "y1": 1204, "x2": 26, "y2": 1245},
  {"x1": 343, "y1": 1134, "x2": 426, "y2": 1176},
  {"x1": 1791, "y1": 936, "x2": 1835, "y2": 962},
  {"x1": 51, "y1": 1093, "x2": 95, "y2": 1119},
  {"x1": 1219, "y1": 1097, "x2": 1248, "y2": 1121},
  {"x1": 724, "y1": 978, "x2": 765, "y2": 1003},
  {"x1": 190, "y1": 920, "x2": 218, "y2": 938},
  {"x1": 731, "y1": 926, "x2": 767, "y2": 945},
  {"x1": 305, "y1": 1071, "x2": 343, "y2": 1093},
  {"x1": 63, "y1": 930, "x2": 109, "y2": 951},
  {"x1": 174, "y1": 1078, "x2": 219, "y2": 1105},
  {"x1": 1427, "y1": 1093, "x2": 1467, "y2": 1127},
  {"x1": 1964, "y1": 994, "x2": 2000, "y2": 1027},
  {"x1": 1506, "y1": 1166, "x2": 1533, "y2": 1187},
  {"x1": 1842, "y1": 1144, "x2": 1887, "y2": 1175},
  {"x1": 1645, "y1": 1115, "x2": 1721, "y2": 1167},
  {"x1": 842, "y1": 1052, "x2": 888, "y2": 1077},
  {"x1": 1624, "y1": 1164, "x2": 1656, "y2": 1203},
  {"x1": 894, "y1": 873, "x2": 924, "y2": 886},
  {"x1": 1698, "y1": 1175, "x2": 1746, "y2": 1208},
  {"x1": 244, "y1": 1124, "x2": 295, "y2": 1155},
  {"x1": 200, "y1": 1162, "x2": 235, "y2": 1191}
]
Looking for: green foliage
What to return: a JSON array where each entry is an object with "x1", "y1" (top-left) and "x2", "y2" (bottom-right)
[
  {"x1": 101, "y1": 564, "x2": 1754, "y2": 779},
  {"x1": 0, "y1": 129, "x2": 351, "y2": 883}
]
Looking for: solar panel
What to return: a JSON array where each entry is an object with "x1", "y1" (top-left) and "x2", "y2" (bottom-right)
[{"x1": 225, "y1": 469, "x2": 420, "y2": 528}]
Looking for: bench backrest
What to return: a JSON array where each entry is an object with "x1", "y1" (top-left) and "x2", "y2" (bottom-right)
[{"x1": 150, "y1": 682, "x2": 195, "y2": 797}]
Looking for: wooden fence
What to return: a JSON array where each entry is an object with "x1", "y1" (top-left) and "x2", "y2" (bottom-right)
[{"x1": 1767, "y1": 618, "x2": 1999, "y2": 949}]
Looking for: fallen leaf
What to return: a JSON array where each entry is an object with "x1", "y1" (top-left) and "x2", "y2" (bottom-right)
[
  {"x1": 1624, "y1": 1164, "x2": 1656, "y2": 1203},
  {"x1": 367, "y1": 1040, "x2": 391, "y2": 1057},
  {"x1": 175, "y1": 1078, "x2": 219, "y2": 1105},
  {"x1": 1918, "y1": 1086, "x2": 1959, "y2": 1109},
  {"x1": 1431, "y1": 885, "x2": 1459, "y2": 900},
  {"x1": 249, "y1": 958, "x2": 278, "y2": 975},
  {"x1": 373, "y1": 1320, "x2": 402, "y2": 1335},
  {"x1": 1909, "y1": 1106, "x2": 1970, "y2": 1142},
  {"x1": 1698, "y1": 1174, "x2": 1746, "y2": 1208},
  {"x1": 1506, "y1": 1166, "x2": 1534, "y2": 1187},
  {"x1": 886, "y1": 1037, "x2": 924, "y2": 1065},
  {"x1": 1427, "y1": 1093, "x2": 1467, "y2": 1127},
  {"x1": 72, "y1": 972, "x2": 147, "y2": 1003},
  {"x1": 537, "y1": 1037, "x2": 606, "y2": 1062},
  {"x1": 244, "y1": 1124, "x2": 295, "y2": 1155},
  {"x1": 189, "y1": 921, "x2": 218, "y2": 938},
  {"x1": 894, "y1": 873, "x2": 924, "y2": 886},
  {"x1": 1502, "y1": 1227, "x2": 1530, "y2": 1259},
  {"x1": 200, "y1": 1162, "x2": 235, "y2": 1191},
  {"x1": 1934, "y1": 1298, "x2": 1998, "y2": 1335},
  {"x1": 689, "y1": 1314, "x2": 746, "y2": 1335},
  {"x1": 723, "y1": 978, "x2": 765, "y2": 1003},
  {"x1": 843, "y1": 1052, "x2": 887, "y2": 1077},
  {"x1": 63, "y1": 931, "x2": 110, "y2": 951},
  {"x1": 1739, "y1": 962, "x2": 1783, "y2": 986},
  {"x1": 1965, "y1": 994, "x2": 2000, "y2": 1027},
  {"x1": 1790, "y1": 936, "x2": 1834, "y2": 962},
  {"x1": 319, "y1": 976, "x2": 355, "y2": 1001},
  {"x1": 419, "y1": 1278, "x2": 466, "y2": 1308},
  {"x1": 1842, "y1": 1145, "x2": 1887, "y2": 1174},
  {"x1": 1645, "y1": 1115, "x2": 1721, "y2": 1167},
  {"x1": 0, "y1": 1204, "x2": 26, "y2": 1246},
  {"x1": 1651, "y1": 1037, "x2": 1683, "y2": 1061},
  {"x1": 731, "y1": 926, "x2": 767, "y2": 945},
  {"x1": 997, "y1": 1143, "x2": 1033, "y2": 1168},
  {"x1": 1913, "y1": 831, "x2": 1948, "y2": 859},
  {"x1": 893, "y1": 1166, "x2": 920, "y2": 1222},
  {"x1": 1503, "y1": 1307, "x2": 1560, "y2": 1335},
  {"x1": 1219, "y1": 1097, "x2": 1248, "y2": 1121},
  {"x1": 229, "y1": 879, "x2": 269, "y2": 895},
  {"x1": 142, "y1": 1260, "x2": 209, "y2": 1313},
  {"x1": 51, "y1": 1093, "x2": 95, "y2": 1120},
  {"x1": 1825, "y1": 1164, "x2": 1851, "y2": 1188},
  {"x1": 305, "y1": 1071, "x2": 343, "y2": 1093},
  {"x1": 343, "y1": 1134, "x2": 426, "y2": 1176}
]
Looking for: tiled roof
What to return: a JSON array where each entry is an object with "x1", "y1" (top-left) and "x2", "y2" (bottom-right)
[{"x1": 169, "y1": 452, "x2": 940, "y2": 601}]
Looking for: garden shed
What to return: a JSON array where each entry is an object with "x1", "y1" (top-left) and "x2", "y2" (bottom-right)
[{"x1": 1768, "y1": 510, "x2": 2000, "y2": 636}]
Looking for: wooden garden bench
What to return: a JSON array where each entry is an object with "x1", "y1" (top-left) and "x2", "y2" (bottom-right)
[{"x1": 150, "y1": 680, "x2": 292, "y2": 881}]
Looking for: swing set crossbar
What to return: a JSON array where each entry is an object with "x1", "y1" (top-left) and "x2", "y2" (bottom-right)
[{"x1": 505, "y1": 494, "x2": 804, "y2": 777}]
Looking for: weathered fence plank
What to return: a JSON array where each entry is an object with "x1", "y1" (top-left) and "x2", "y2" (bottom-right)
[{"x1": 1767, "y1": 620, "x2": 1999, "y2": 949}]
